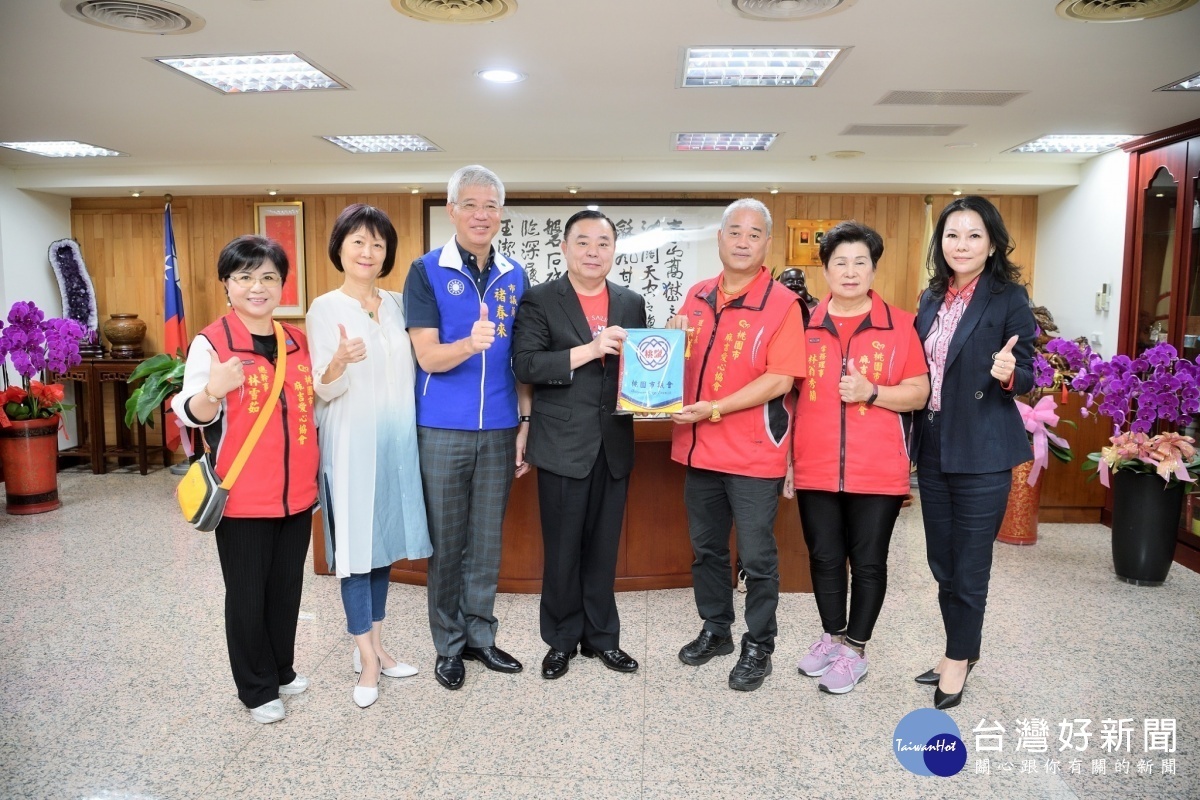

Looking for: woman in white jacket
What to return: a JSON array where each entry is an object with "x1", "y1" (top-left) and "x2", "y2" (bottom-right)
[{"x1": 307, "y1": 204, "x2": 432, "y2": 708}]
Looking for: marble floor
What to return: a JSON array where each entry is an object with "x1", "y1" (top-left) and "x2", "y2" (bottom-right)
[{"x1": 1, "y1": 467, "x2": 1197, "y2": 800}]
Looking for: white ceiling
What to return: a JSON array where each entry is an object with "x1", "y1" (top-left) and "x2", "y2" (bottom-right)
[{"x1": 2, "y1": 0, "x2": 1199, "y2": 197}]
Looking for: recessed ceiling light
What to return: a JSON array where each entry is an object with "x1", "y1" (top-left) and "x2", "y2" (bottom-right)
[
  {"x1": 768, "y1": 186, "x2": 780, "y2": 194},
  {"x1": 1158, "y1": 70, "x2": 1200, "y2": 91},
  {"x1": 0, "y1": 140, "x2": 125, "y2": 157},
  {"x1": 587, "y1": 205, "x2": 600, "y2": 211},
  {"x1": 410, "y1": 186, "x2": 421, "y2": 194},
  {"x1": 681, "y1": 47, "x2": 847, "y2": 88},
  {"x1": 476, "y1": 69, "x2": 526, "y2": 84},
  {"x1": 154, "y1": 53, "x2": 347, "y2": 94},
  {"x1": 321, "y1": 135, "x2": 441, "y2": 153},
  {"x1": 951, "y1": 189, "x2": 963, "y2": 196},
  {"x1": 131, "y1": 190, "x2": 142, "y2": 197},
  {"x1": 267, "y1": 189, "x2": 278, "y2": 196},
  {"x1": 1009, "y1": 134, "x2": 1138, "y2": 154},
  {"x1": 567, "y1": 186, "x2": 579, "y2": 194},
  {"x1": 674, "y1": 132, "x2": 779, "y2": 151}
]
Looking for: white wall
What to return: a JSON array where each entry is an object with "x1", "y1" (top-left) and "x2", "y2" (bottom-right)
[
  {"x1": 1034, "y1": 150, "x2": 1129, "y2": 356},
  {"x1": 0, "y1": 168, "x2": 76, "y2": 444}
]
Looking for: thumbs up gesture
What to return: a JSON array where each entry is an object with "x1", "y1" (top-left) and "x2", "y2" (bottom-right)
[
  {"x1": 990, "y1": 334, "x2": 1019, "y2": 383},
  {"x1": 468, "y1": 303, "x2": 496, "y2": 354},
  {"x1": 333, "y1": 322, "x2": 367, "y2": 367},
  {"x1": 207, "y1": 349, "x2": 246, "y2": 398}
]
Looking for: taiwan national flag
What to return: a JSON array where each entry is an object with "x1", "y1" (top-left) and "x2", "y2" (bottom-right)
[{"x1": 163, "y1": 202, "x2": 186, "y2": 452}]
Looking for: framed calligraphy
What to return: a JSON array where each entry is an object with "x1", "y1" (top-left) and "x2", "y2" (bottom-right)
[{"x1": 254, "y1": 201, "x2": 307, "y2": 317}]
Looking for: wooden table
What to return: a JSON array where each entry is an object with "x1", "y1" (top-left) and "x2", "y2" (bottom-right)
[
  {"x1": 54, "y1": 358, "x2": 171, "y2": 475},
  {"x1": 312, "y1": 419, "x2": 813, "y2": 593}
]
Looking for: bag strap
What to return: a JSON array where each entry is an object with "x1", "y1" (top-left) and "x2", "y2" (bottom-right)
[{"x1": 220, "y1": 322, "x2": 289, "y2": 490}]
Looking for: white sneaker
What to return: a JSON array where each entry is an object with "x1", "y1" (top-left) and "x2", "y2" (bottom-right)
[
  {"x1": 250, "y1": 699, "x2": 285, "y2": 724},
  {"x1": 355, "y1": 646, "x2": 418, "y2": 678},
  {"x1": 278, "y1": 674, "x2": 309, "y2": 695}
]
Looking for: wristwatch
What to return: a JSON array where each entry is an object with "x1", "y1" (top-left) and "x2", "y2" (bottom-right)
[
  {"x1": 709, "y1": 402, "x2": 722, "y2": 423},
  {"x1": 202, "y1": 385, "x2": 222, "y2": 404},
  {"x1": 866, "y1": 385, "x2": 879, "y2": 407}
]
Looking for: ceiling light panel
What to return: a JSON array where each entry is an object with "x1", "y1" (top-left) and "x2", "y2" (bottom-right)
[
  {"x1": 841, "y1": 124, "x2": 963, "y2": 136},
  {"x1": 877, "y1": 90, "x2": 1026, "y2": 107},
  {"x1": 1157, "y1": 71, "x2": 1200, "y2": 91},
  {"x1": 681, "y1": 47, "x2": 847, "y2": 88},
  {"x1": 674, "y1": 132, "x2": 779, "y2": 151},
  {"x1": 0, "y1": 141, "x2": 125, "y2": 157},
  {"x1": 322, "y1": 135, "x2": 441, "y2": 153},
  {"x1": 154, "y1": 53, "x2": 347, "y2": 94},
  {"x1": 1009, "y1": 134, "x2": 1138, "y2": 154}
]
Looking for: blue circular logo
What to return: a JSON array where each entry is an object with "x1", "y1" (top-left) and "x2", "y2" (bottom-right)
[
  {"x1": 893, "y1": 709, "x2": 967, "y2": 777},
  {"x1": 447, "y1": 278, "x2": 466, "y2": 296},
  {"x1": 634, "y1": 335, "x2": 671, "y2": 371}
]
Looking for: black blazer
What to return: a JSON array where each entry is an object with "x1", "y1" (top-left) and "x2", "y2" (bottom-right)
[
  {"x1": 914, "y1": 273, "x2": 1036, "y2": 474},
  {"x1": 512, "y1": 276, "x2": 648, "y2": 480}
]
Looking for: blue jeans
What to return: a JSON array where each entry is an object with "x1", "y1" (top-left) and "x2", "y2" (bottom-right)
[{"x1": 341, "y1": 565, "x2": 392, "y2": 636}]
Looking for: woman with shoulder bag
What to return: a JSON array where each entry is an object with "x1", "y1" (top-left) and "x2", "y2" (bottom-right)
[{"x1": 171, "y1": 235, "x2": 319, "y2": 725}]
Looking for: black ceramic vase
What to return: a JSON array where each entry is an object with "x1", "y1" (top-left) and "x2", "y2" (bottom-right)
[{"x1": 1110, "y1": 469, "x2": 1184, "y2": 586}]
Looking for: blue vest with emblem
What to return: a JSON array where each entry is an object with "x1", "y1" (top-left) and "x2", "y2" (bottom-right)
[{"x1": 414, "y1": 244, "x2": 527, "y2": 430}]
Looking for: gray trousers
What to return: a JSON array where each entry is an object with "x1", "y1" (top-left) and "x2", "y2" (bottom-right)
[
  {"x1": 684, "y1": 467, "x2": 782, "y2": 653},
  {"x1": 418, "y1": 426, "x2": 517, "y2": 657}
]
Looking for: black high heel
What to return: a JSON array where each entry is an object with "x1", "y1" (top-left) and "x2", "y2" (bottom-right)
[
  {"x1": 933, "y1": 662, "x2": 974, "y2": 710},
  {"x1": 914, "y1": 658, "x2": 977, "y2": 685}
]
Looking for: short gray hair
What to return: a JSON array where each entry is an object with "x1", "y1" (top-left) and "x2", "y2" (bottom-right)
[
  {"x1": 721, "y1": 198, "x2": 772, "y2": 238},
  {"x1": 447, "y1": 165, "x2": 505, "y2": 206}
]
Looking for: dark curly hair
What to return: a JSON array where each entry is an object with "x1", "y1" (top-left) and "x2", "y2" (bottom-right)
[
  {"x1": 818, "y1": 220, "x2": 884, "y2": 267},
  {"x1": 926, "y1": 196, "x2": 1022, "y2": 297}
]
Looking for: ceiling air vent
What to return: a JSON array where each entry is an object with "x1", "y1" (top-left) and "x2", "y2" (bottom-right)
[
  {"x1": 1055, "y1": 0, "x2": 1197, "y2": 22},
  {"x1": 60, "y1": 0, "x2": 203, "y2": 34},
  {"x1": 842, "y1": 124, "x2": 965, "y2": 137},
  {"x1": 391, "y1": 0, "x2": 517, "y2": 23},
  {"x1": 729, "y1": 0, "x2": 853, "y2": 21},
  {"x1": 878, "y1": 90, "x2": 1026, "y2": 107}
]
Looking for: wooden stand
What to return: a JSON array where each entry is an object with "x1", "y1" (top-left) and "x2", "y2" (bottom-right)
[
  {"x1": 53, "y1": 357, "x2": 172, "y2": 475},
  {"x1": 312, "y1": 419, "x2": 813, "y2": 593}
]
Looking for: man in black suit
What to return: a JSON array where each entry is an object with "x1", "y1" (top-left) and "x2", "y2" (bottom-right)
[{"x1": 512, "y1": 209, "x2": 648, "y2": 680}]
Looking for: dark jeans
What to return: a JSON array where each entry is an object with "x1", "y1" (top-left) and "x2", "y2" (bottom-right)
[
  {"x1": 214, "y1": 509, "x2": 313, "y2": 708},
  {"x1": 795, "y1": 490, "x2": 904, "y2": 645},
  {"x1": 537, "y1": 445, "x2": 628, "y2": 652},
  {"x1": 916, "y1": 412, "x2": 1012, "y2": 661},
  {"x1": 684, "y1": 467, "x2": 781, "y2": 652},
  {"x1": 341, "y1": 565, "x2": 392, "y2": 636}
]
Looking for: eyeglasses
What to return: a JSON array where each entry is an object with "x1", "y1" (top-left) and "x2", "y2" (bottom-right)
[
  {"x1": 455, "y1": 201, "x2": 501, "y2": 216},
  {"x1": 228, "y1": 273, "x2": 282, "y2": 288}
]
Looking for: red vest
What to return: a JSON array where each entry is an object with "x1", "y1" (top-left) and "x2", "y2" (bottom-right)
[
  {"x1": 792, "y1": 291, "x2": 918, "y2": 495},
  {"x1": 671, "y1": 267, "x2": 798, "y2": 479},
  {"x1": 201, "y1": 314, "x2": 319, "y2": 518}
]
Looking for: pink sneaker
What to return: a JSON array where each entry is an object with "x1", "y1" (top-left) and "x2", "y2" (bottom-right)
[
  {"x1": 797, "y1": 633, "x2": 839, "y2": 677},
  {"x1": 818, "y1": 645, "x2": 868, "y2": 694}
]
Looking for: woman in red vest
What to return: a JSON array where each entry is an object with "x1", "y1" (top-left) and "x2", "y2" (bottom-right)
[
  {"x1": 785, "y1": 221, "x2": 930, "y2": 695},
  {"x1": 172, "y1": 235, "x2": 319, "y2": 725}
]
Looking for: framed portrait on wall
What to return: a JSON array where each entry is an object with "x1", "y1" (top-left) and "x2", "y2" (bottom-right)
[
  {"x1": 254, "y1": 201, "x2": 306, "y2": 317},
  {"x1": 786, "y1": 218, "x2": 843, "y2": 267}
]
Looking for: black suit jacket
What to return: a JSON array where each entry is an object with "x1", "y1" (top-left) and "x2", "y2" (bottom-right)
[
  {"x1": 914, "y1": 273, "x2": 1036, "y2": 474},
  {"x1": 512, "y1": 276, "x2": 648, "y2": 480}
]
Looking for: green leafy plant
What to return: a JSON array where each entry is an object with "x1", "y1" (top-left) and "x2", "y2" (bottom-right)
[{"x1": 124, "y1": 352, "x2": 186, "y2": 428}]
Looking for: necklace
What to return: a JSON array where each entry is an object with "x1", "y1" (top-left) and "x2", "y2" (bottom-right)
[{"x1": 342, "y1": 286, "x2": 380, "y2": 318}]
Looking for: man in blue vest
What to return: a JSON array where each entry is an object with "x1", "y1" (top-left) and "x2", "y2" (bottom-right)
[{"x1": 403, "y1": 165, "x2": 532, "y2": 690}]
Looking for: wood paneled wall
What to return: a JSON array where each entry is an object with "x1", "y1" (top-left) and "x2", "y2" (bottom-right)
[{"x1": 71, "y1": 189, "x2": 1038, "y2": 447}]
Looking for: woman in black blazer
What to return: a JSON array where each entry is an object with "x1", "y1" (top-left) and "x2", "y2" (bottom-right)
[{"x1": 913, "y1": 196, "x2": 1036, "y2": 710}]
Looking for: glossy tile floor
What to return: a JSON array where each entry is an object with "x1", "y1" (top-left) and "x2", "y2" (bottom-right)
[{"x1": 1, "y1": 467, "x2": 1197, "y2": 799}]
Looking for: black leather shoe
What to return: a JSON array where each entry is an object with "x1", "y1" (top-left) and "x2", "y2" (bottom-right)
[
  {"x1": 434, "y1": 655, "x2": 465, "y2": 690},
  {"x1": 580, "y1": 646, "x2": 639, "y2": 673},
  {"x1": 728, "y1": 641, "x2": 772, "y2": 691},
  {"x1": 541, "y1": 647, "x2": 576, "y2": 679},
  {"x1": 678, "y1": 630, "x2": 735, "y2": 666},
  {"x1": 915, "y1": 659, "x2": 978, "y2": 686},
  {"x1": 463, "y1": 645, "x2": 523, "y2": 674},
  {"x1": 933, "y1": 665, "x2": 972, "y2": 710}
]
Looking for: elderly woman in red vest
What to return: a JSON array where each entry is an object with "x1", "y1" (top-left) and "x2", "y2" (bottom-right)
[
  {"x1": 784, "y1": 221, "x2": 930, "y2": 695},
  {"x1": 172, "y1": 235, "x2": 319, "y2": 725}
]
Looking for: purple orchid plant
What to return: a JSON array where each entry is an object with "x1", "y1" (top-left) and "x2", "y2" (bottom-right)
[
  {"x1": 0, "y1": 300, "x2": 88, "y2": 424},
  {"x1": 1055, "y1": 338, "x2": 1200, "y2": 485}
]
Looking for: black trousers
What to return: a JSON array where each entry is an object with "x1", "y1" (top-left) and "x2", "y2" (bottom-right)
[
  {"x1": 684, "y1": 467, "x2": 781, "y2": 652},
  {"x1": 916, "y1": 412, "x2": 1012, "y2": 661},
  {"x1": 537, "y1": 445, "x2": 629, "y2": 652},
  {"x1": 214, "y1": 510, "x2": 312, "y2": 708},
  {"x1": 795, "y1": 490, "x2": 904, "y2": 645}
]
